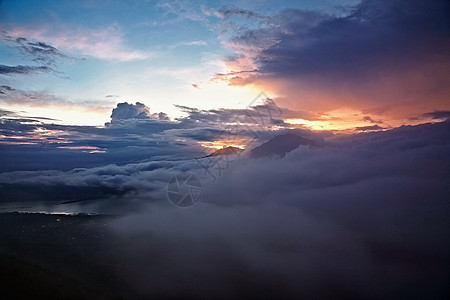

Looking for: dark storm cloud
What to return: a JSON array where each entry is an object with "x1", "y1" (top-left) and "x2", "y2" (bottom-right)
[
  {"x1": 237, "y1": 0, "x2": 450, "y2": 80},
  {"x1": 220, "y1": 0, "x2": 450, "y2": 116},
  {"x1": 0, "y1": 64, "x2": 52, "y2": 75},
  {"x1": 225, "y1": 8, "x2": 322, "y2": 52}
]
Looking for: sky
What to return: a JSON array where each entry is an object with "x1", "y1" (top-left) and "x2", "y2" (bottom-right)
[
  {"x1": 1, "y1": 0, "x2": 448, "y2": 128},
  {"x1": 1, "y1": 0, "x2": 360, "y2": 125},
  {"x1": 0, "y1": 0, "x2": 449, "y2": 298}
]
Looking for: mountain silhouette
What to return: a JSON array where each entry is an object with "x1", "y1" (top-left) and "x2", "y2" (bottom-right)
[
  {"x1": 203, "y1": 146, "x2": 244, "y2": 158},
  {"x1": 250, "y1": 133, "x2": 316, "y2": 158}
]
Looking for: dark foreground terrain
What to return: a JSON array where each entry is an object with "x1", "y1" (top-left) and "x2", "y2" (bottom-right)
[
  {"x1": 0, "y1": 212, "x2": 130, "y2": 299},
  {"x1": 1, "y1": 211, "x2": 449, "y2": 299}
]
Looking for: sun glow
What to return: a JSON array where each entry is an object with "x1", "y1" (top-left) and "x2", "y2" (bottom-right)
[
  {"x1": 285, "y1": 109, "x2": 385, "y2": 131},
  {"x1": 5, "y1": 104, "x2": 111, "y2": 126},
  {"x1": 200, "y1": 139, "x2": 247, "y2": 150}
]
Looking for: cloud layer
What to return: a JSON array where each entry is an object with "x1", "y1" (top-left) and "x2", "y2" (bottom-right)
[{"x1": 108, "y1": 120, "x2": 450, "y2": 298}]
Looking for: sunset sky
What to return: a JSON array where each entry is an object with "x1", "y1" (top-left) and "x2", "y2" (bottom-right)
[
  {"x1": 1, "y1": 0, "x2": 448, "y2": 129},
  {"x1": 0, "y1": 1, "x2": 449, "y2": 298}
]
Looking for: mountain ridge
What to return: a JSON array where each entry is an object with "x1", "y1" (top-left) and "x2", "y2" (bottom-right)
[{"x1": 250, "y1": 133, "x2": 316, "y2": 158}]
